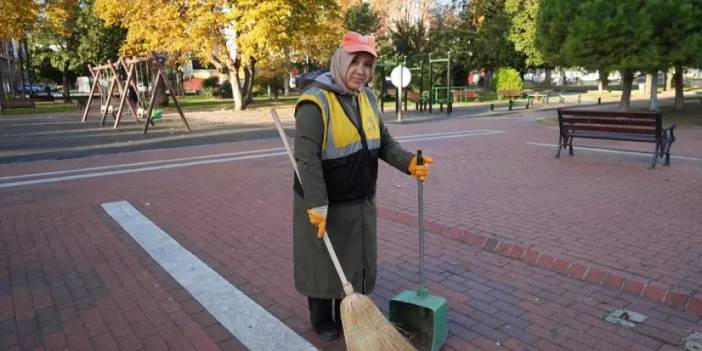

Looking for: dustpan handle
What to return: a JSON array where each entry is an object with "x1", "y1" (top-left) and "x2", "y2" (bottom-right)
[
  {"x1": 270, "y1": 109, "x2": 355, "y2": 297},
  {"x1": 417, "y1": 150, "x2": 425, "y2": 291}
]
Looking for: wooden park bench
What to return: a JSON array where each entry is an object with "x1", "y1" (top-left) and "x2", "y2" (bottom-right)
[
  {"x1": 490, "y1": 89, "x2": 529, "y2": 111},
  {"x1": 0, "y1": 99, "x2": 36, "y2": 114},
  {"x1": 452, "y1": 89, "x2": 480, "y2": 102},
  {"x1": 556, "y1": 109, "x2": 677, "y2": 168},
  {"x1": 497, "y1": 89, "x2": 523, "y2": 100},
  {"x1": 464, "y1": 90, "x2": 479, "y2": 102},
  {"x1": 406, "y1": 90, "x2": 429, "y2": 111},
  {"x1": 527, "y1": 92, "x2": 564, "y2": 106}
]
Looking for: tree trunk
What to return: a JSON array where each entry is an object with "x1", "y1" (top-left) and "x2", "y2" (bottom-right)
[
  {"x1": 559, "y1": 67, "x2": 566, "y2": 86},
  {"x1": 18, "y1": 43, "x2": 27, "y2": 96},
  {"x1": 23, "y1": 41, "x2": 33, "y2": 89},
  {"x1": 243, "y1": 58, "x2": 256, "y2": 105},
  {"x1": 155, "y1": 74, "x2": 168, "y2": 107},
  {"x1": 0, "y1": 64, "x2": 5, "y2": 99},
  {"x1": 619, "y1": 70, "x2": 634, "y2": 110},
  {"x1": 666, "y1": 68, "x2": 674, "y2": 92},
  {"x1": 483, "y1": 69, "x2": 493, "y2": 89},
  {"x1": 644, "y1": 74, "x2": 652, "y2": 96},
  {"x1": 242, "y1": 69, "x2": 251, "y2": 104},
  {"x1": 598, "y1": 70, "x2": 609, "y2": 93},
  {"x1": 62, "y1": 65, "x2": 72, "y2": 102},
  {"x1": 229, "y1": 70, "x2": 244, "y2": 111},
  {"x1": 544, "y1": 67, "x2": 552, "y2": 85},
  {"x1": 674, "y1": 65, "x2": 684, "y2": 110},
  {"x1": 649, "y1": 71, "x2": 658, "y2": 111}
]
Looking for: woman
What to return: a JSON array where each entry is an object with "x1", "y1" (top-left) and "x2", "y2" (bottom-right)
[{"x1": 293, "y1": 31, "x2": 433, "y2": 341}]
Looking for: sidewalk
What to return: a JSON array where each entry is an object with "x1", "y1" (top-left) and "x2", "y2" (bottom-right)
[{"x1": 1, "y1": 91, "x2": 701, "y2": 351}]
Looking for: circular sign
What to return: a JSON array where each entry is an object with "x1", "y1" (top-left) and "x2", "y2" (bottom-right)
[{"x1": 390, "y1": 66, "x2": 412, "y2": 88}]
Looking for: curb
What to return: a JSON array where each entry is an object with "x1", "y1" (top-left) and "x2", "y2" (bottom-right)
[{"x1": 378, "y1": 206, "x2": 702, "y2": 316}]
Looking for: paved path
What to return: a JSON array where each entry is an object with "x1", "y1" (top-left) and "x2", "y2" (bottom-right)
[{"x1": 1, "y1": 102, "x2": 701, "y2": 350}]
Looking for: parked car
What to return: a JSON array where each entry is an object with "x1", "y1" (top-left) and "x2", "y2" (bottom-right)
[{"x1": 15, "y1": 84, "x2": 58, "y2": 95}]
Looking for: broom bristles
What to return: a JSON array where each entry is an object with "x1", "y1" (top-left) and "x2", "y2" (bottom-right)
[{"x1": 341, "y1": 292, "x2": 415, "y2": 351}]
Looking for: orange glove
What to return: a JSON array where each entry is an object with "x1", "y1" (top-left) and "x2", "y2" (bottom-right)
[
  {"x1": 307, "y1": 206, "x2": 328, "y2": 239},
  {"x1": 408, "y1": 155, "x2": 434, "y2": 181}
]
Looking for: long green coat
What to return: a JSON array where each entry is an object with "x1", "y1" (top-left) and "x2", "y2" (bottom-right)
[{"x1": 293, "y1": 76, "x2": 413, "y2": 299}]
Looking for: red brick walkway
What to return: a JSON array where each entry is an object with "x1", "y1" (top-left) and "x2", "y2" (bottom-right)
[{"x1": 1, "y1": 108, "x2": 701, "y2": 350}]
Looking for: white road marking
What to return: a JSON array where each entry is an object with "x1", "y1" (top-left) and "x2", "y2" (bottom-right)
[
  {"x1": 0, "y1": 147, "x2": 284, "y2": 181},
  {"x1": 0, "y1": 129, "x2": 505, "y2": 189},
  {"x1": 398, "y1": 129, "x2": 504, "y2": 143},
  {"x1": 527, "y1": 142, "x2": 702, "y2": 162},
  {"x1": 101, "y1": 201, "x2": 317, "y2": 351},
  {"x1": 0, "y1": 151, "x2": 287, "y2": 189}
]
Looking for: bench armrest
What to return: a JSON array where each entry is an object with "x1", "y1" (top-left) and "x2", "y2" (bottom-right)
[{"x1": 663, "y1": 123, "x2": 676, "y2": 131}]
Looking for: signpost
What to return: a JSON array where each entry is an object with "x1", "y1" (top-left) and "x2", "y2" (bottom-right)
[{"x1": 391, "y1": 65, "x2": 412, "y2": 122}]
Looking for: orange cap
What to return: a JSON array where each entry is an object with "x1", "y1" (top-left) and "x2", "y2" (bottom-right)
[{"x1": 340, "y1": 31, "x2": 377, "y2": 57}]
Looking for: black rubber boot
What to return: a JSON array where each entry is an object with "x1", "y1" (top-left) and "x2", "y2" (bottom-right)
[{"x1": 308, "y1": 297, "x2": 340, "y2": 341}]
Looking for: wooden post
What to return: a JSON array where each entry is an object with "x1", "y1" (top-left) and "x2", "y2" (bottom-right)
[
  {"x1": 154, "y1": 57, "x2": 190, "y2": 132},
  {"x1": 142, "y1": 70, "x2": 162, "y2": 134},
  {"x1": 114, "y1": 62, "x2": 135, "y2": 128},
  {"x1": 99, "y1": 61, "x2": 118, "y2": 126},
  {"x1": 81, "y1": 66, "x2": 100, "y2": 122}
]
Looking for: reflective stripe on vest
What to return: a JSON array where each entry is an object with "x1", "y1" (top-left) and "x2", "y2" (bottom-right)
[{"x1": 298, "y1": 87, "x2": 381, "y2": 160}]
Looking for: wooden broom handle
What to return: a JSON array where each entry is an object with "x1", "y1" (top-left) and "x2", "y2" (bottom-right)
[{"x1": 270, "y1": 109, "x2": 355, "y2": 296}]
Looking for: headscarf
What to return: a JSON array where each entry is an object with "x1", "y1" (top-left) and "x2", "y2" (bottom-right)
[{"x1": 329, "y1": 48, "x2": 376, "y2": 95}]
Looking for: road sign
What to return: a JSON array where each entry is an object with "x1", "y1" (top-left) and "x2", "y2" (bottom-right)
[{"x1": 390, "y1": 66, "x2": 412, "y2": 88}]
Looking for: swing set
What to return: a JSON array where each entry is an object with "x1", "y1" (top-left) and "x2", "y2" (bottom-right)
[{"x1": 81, "y1": 53, "x2": 190, "y2": 134}]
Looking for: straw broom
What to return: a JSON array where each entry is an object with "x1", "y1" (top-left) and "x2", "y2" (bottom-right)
[{"x1": 271, "y1": 109, "x2": 415, "y2": 351}]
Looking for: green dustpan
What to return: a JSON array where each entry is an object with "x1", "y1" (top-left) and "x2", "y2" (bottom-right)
[{"x1": 389, "y1": 150, "x2": 448, "y2": 351}]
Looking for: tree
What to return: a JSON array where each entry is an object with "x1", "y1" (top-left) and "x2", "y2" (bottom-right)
[
  {"x1": 643, "y1": 0, "x2": 702, "y2": 110},
  {"x1": 466, "y1": 0, "x2": 526, "y2": 87},
  {"x1": 505, "y1": 0, "x2": 543, "y2": 68},
  {"x1": 30, "y1": 0, "x2": 124, "y2": 100},
  {"x1": 389, "y1": 18, "x2": 429, "y2": 58},
  {"x1": 0, "y1": 0, "x2": 37, "y2": 40},
  {"x1": 538, "y1": 0, "x2": 655, "y2": 109},
  {"x1": 535, "y1": 0, "x2": 578, "y2": 86},
  {"x1": 96, "y1": 0, "x2": 340, "y2": 110},
  {"x1": 344, "y1": 2, "x2": 380, "y2": 35}
]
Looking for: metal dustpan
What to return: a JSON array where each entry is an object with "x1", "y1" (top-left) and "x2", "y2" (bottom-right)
[{"x1": 389, "y1": 150, "x2": 448, "y2": 351}]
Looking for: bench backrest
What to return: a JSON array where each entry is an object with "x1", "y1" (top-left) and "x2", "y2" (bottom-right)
[
  {"x1": 498, "y1": 90, "x2": 521, "y2": 98},
  {"x1": 557, "y1": 109, "x2": 662, "y2": 137},
  {"x1": 406, "y1": 91, "x2": 421, "y2": 100}
]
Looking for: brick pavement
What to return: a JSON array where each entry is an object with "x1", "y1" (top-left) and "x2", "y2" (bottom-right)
[{"x1": 1, "y1": 107, "x2": 701, "y2": 350}]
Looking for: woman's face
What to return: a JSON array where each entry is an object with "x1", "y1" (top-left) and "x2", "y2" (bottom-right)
[{"x1": 345, "y1": 52, "x2": 375, "y2": 91}]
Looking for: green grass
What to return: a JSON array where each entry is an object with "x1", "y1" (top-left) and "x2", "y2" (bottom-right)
[
  {"x1": 169, "y1": 94, "x2": 299, "y2": 111},
  {"x1": 655, "y1": 104, "x2": 702, "y2": 126},
  {"x1": 1, "y1": 102, "x2": 79, "y2": 115}
]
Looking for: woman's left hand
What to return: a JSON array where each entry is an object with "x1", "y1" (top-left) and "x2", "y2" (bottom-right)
[{"x1": 408, "y1": 155, "x2": 434, "y2": 182}]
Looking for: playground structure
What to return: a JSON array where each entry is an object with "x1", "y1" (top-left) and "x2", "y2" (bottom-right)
[
  {"x1": 81, "y1": 53, "x2": 190, "y2": 134},
  {"x1": 377, "y1": 52, "x2": 469, "y2": 117}
]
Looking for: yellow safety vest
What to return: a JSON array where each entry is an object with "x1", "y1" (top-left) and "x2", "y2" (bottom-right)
[{"x1": 296, "y1": 86, "x2": 383, "y2": 203}]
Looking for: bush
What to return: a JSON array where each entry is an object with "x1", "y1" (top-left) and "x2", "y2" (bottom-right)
[
  {"x1": 200, "y1": 87, "x2": 214, "y2": 97},
  {"x1": 214, "y1": 80, "x2": 233, "y2": 98},
  {"x1": 493, "y1": 67, "x2": 523, "y2": 92},
  {"x1": 203, "y1": 77, "x2": 218, "y2": 88}
]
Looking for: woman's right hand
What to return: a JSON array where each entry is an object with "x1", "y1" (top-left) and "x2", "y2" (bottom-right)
[{"x1": 307, "y1": 206, "x2": 328, "y2": 239}]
